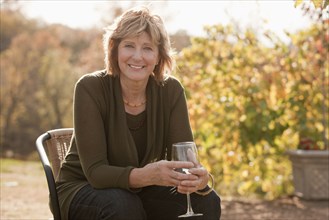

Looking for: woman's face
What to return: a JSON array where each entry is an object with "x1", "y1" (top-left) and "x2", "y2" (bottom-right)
[{"x1": 118, "y1": 31, "x2": 159, "y2": 83}]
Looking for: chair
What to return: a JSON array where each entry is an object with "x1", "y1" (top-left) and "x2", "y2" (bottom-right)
[{"x1": 36, "y1": 128, "x2": 73, "y2": 220}]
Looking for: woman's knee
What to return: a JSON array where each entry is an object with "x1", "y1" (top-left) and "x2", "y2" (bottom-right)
[
  {"x1": 100, "y1": 189, "x2": 146, "y2": 220},
  {"x1": 204, "y1": 191, "x2": 221, "y2": 218},
  {"x1": 193, "y1": 190, "x2": 221, "y2": 219},
  {"x1": 70, "y1": 186, "x2": 146, "y2": 220}
]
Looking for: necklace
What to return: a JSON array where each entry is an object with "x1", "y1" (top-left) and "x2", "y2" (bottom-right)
[{"x1": 123, "y1": 99, "x2": 147, "y2": 108}]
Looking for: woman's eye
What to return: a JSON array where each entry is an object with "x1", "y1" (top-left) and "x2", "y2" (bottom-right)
[
  {"x1": 144, "y1": 47, "x2": 153, "y2": 51},
  {"x1": 125, "y1": 44, "x2": 134, "y2": 48}
]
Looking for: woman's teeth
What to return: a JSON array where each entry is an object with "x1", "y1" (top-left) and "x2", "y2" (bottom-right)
[{"x1": 129, "y1": 64, "x2": 144, "y2": 69}]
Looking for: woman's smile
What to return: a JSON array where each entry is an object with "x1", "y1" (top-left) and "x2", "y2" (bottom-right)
[{"x1": 128, "y1": 64, "x2": 145, "y2": 69}]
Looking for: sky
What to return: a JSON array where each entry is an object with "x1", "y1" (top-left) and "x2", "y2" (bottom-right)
[{"x1": 20, "y1": 0, "x2": 316, "y2": 42}]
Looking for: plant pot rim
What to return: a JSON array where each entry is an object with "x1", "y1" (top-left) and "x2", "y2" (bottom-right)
[{"x1": 287, "y1": 149, "x2": 329, "y2": 157}]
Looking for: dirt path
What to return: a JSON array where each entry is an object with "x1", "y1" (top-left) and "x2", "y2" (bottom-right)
[
  {"x1": 222, "y1": 196, "x2": 328, "y2": 220},
  {"x1": 1, "y1": 159, "x2": 328, "y2": 220},
  {"x1": 1, "y1": 159, "x2": 52, "y2": 219}
]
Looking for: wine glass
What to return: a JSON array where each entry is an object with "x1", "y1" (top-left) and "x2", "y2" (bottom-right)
[{"x1": 172, "y1": 142, "x2": 203, "y2": 218}]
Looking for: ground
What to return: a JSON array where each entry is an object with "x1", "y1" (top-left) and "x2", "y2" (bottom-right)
[{"x1": 1, "y1": 159, "x2": 328, "y2": 220}]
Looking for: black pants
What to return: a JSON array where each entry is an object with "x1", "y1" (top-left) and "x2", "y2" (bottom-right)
[{"x1": 69, "y1": 184, "x2": 221, "y2": 220}]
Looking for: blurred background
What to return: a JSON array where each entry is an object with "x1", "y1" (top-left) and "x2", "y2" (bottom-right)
[{"x1": 1, "y1": 0, "x2": 328, "y2": 210}]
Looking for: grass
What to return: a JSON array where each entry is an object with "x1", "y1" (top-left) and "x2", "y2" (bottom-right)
[{"x1": 0, "y1": 158, "x2": 44, "y2": 175}]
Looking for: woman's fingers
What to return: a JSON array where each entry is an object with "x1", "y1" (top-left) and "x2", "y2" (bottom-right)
[
  {"x1": 177, "y1": 179, "x2": 202, "y2": 194},
  {"x1": 188, "y1": 167, "x2": 207, "y2": 177},
  {"x1": 151, "y1": 160, "x2": 191, "y2": 186},
  {"x1": 152, "y1": 160, "x2": 206, "y2": 188},
  {"x1": 177, "y1": 167, "x2": 209, "y2": 193}
]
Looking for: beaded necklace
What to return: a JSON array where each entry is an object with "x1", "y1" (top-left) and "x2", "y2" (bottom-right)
[{"x1": 123, "y1": 99, "x2": 147, "y2": 108}]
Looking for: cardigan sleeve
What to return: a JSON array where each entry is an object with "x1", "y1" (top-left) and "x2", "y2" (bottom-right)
[
  {"x1": 165, "y1": 77, "x2": 194, "y2": 159},
  {"x1": 73, "y1": 74, "x2": 134, "y2": 190}
]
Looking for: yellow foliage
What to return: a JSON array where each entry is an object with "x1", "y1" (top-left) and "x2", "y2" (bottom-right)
[{"x1": 177, "y1": 21, "x2": 328, "y2": 199}]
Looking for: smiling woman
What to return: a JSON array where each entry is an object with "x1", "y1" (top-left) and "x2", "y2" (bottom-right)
[{"x1": 53, "y1": 6, "x2": 221, "y2": 220}]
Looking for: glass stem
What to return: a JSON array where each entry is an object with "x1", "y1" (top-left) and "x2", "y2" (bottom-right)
[{"x1": 186, "y1": 193, "x2": 194, "y2": 215}]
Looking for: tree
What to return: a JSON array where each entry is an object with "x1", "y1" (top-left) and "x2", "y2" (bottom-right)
[
  {"x1": 1, "y1": 28, "x2": 78, "y2": 156},
  {"x1": 0, "y1": 2, "x2": 123, "y2": 157},
  {"x1": 175, "y1": 21, "x2": 328, "y2": 199},
  {"x1": 170, "y1": 30, "x2": 191, "y2": 52},
  {"x1": 0, "y1": 3, "x2": 38, "y2": 52},
  {"x1": 294, "y1": 0, "x2": 329, "y2": 148}
]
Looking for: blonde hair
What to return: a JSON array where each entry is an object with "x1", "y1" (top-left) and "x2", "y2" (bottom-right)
[{"x1": 103, "y1": 6, "x2": 174, "y2": 83}]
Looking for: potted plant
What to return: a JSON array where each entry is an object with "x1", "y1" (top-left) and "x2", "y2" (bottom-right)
[{"x1": 287, "y1": 138, "x2": 329, "y2": 200}]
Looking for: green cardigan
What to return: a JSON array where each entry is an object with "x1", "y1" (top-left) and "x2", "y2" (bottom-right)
[{"x1": 56, "y1": 70, "x2": 193, "y2": 220}]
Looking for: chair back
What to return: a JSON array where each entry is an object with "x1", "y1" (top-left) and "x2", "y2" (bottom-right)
[{"x1": 45, "y1": 128, "x2": 73, "y2": 178}]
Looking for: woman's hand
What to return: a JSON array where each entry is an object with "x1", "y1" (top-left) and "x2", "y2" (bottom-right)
[
  {"x1": 129, "y1": 160, "x2": 209, "y2": 192},
  {"x1": 149, "y1": 160, "x2": 200, "y2": 187},
  {"x1": 129, "y1": 160, "x2": 198, "y2": 188},
  {"x1": 176, "y1": 166, "x2": 209, "y2": 194}
]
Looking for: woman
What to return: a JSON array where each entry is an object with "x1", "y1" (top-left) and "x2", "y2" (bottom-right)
[{"x1": 56, "y1": 6, "x2": 221, "y2": 220}]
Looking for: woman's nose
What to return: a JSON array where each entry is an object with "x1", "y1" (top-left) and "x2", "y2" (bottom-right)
[{"x1": 132, "y1": 49, "x2": 143, "y2": 60}]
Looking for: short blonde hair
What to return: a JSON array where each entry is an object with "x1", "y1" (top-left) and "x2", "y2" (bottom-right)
[{"x1": 103, "y1": 6, "x2": 174, "y2": 83}]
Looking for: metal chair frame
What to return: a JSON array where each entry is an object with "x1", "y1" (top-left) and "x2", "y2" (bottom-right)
[{"x1": 35, "y1": 128, "x2": 73, "y2": 220}]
